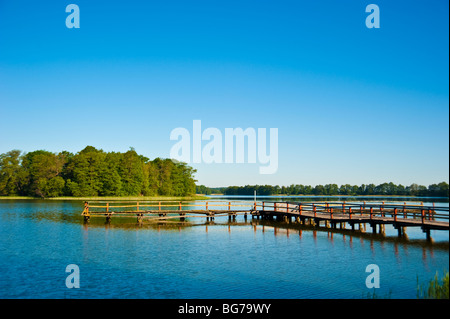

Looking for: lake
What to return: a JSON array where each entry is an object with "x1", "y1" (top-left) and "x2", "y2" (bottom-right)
[{"x1": 0, "y1": 197, "x2": 448, "y2": 299}]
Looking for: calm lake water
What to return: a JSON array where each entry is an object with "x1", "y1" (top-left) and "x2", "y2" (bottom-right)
[{"x1": 0, "y1": 197, "x2": 448, "y2": 299}]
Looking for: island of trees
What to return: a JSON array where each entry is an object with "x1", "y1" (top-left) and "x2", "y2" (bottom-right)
[
  {"x1": 0, "y1": 147, "x2": 197, "y2": 198},
  {"x1": 197, "y1": 182, "x2": 449, "y2": 197}
]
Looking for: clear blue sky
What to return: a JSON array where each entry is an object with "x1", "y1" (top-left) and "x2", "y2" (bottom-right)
[{"x1": 0, "y1": 0, "x2": 448, "y2": 187}]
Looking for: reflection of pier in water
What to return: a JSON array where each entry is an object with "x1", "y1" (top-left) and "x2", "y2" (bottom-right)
[
  {"x1": 81, "y1": 200, "x2": 449, "y2": 242},
  {"x1": 202, "y1": 220, "x2": 449, "y2": 256}
]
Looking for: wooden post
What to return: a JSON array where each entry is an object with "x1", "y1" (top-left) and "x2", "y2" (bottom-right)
[
  {"x1": 262, "y1": 202, "x2": 265, "y2": 211},
  {"x1": 397, "y1": 226, "x2": 402, "y2": 237},
  {"x1": 206, "y1": 201, "x2": 208, "y2": 211},
  {"x1": 274, "y1": 202, "x2": 277, "y2": 212},
  {"x1": 254, "y1": 202, "x2": 257, "y2": 212},
  {"x1": 421, "y1": 209, "x2": 425, "y2": 225},
  {"x1": 424, "y1": 228, "x2": 431, "y2": 241},
  {"x1": 330, "y1": 208, "x2": 333, "y2": 219},
  {"x1": 159, "y1": 202, "x2": 161, "y2": 211},
  {"x1": 137, "y1": 202, "x2": 139, "y2": 212},
  {"x1": 228, "y1": 202, "x2": 231, "y2": 211},
  {"x1": 394, "y1": 208, "x2": 397, "y2": 222},
  {"x1": 299, "y1": 205, "x2": 302, "y2": 216},
  {"x1": 349, "y1": 207, "x2": 352, "y2": 219},
  {"x1": 106, "y1": 202, "x2": 109, "y2": 213},
  {"x1": 313, "y1": 205, "x2": 317, "y2": 218},
  {"x1": 179, "y1": 202, "x2": 182, "y2": 211},
  {"x1": 370, "y1": 207, "x2": 373, "y2": 220},
  {"x1": 286, "y1": 202, "x2": 289, "y2": 213},
  {"x1": 403, "y1": 202, "x2": 406, "y2": 218},
  {"x1": 83, "y1": 201, "x2": 90, "y2": 222}
]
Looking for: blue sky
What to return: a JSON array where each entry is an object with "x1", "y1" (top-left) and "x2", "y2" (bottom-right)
[{"x1": 0, "y1": 0, "x2": 448, "y2": 187}]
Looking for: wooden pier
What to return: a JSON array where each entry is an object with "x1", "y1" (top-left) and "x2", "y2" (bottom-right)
[{"x1": 81, "y1": 200, "x2": 449, "y2": 241}]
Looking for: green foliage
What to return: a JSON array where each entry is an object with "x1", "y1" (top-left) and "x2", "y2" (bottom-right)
[
  {"x1": 20, "y1": 150, "x2": 66, "y2": 197},
  {"x1": 0, "y1": 147, "x2": 197, "y2": 198},
  {"x1": 152, "y1": 158, "x2": 197, "y2": 196},
  {"x1": 0, "y1": 150, "x2": 23, "y2": 196},
  {"x1": 196, "y1": 185, "x2": 224, "y2": 195},
  {"x1": 417, "y1": 272, "x2": 449, "y2": 299}
]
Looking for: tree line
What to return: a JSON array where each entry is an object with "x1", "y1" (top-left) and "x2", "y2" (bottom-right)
[
  {"x1": 197, "y1": 182, "x2": 449, "y2": 197},
  {"x1": 0, "y1": 147, "x2": 197, "y2": 198}
]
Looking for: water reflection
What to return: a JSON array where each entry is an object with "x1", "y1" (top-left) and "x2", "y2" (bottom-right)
[
  {"x1": 5, "y1": 198, "x2": 447, "y2": 249},
  {"x1": 1, "y1": 199, "x2": 448, "y2": 299}
]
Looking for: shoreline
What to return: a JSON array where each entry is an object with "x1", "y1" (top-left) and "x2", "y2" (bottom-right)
[
  {"x1": 1, "y1": 194, "x2": 448, "y2": 201},
  {"x1": 0, "y1": 195, "x2": 209, "y2": 201}
]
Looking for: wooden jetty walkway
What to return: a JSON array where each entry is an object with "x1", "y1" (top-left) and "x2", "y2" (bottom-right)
[{"x1": 81, "y1": 200, "x2": 449, "y2": 240}]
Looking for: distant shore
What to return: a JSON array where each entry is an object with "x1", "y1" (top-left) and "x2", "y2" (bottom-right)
[{"x1": 203, "y1": 194, "x2": 448, "y2": 198}]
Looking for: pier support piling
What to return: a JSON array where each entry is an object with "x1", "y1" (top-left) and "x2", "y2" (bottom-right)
[
  {"x1": 423, "y1": 228, "x2": 431, "y2": 241},
  {"x1": 396, "y1": 226, "x2": 402, "y2": 237}
]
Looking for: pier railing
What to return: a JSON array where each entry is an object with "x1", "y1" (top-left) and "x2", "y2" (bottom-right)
[
  {"x1": 82, "y1": 200, "x2": 449, "y2": 223},
  {"x1": 81, "y1": 200, "x2": 449, "y2": 240},
  {"x1": 257, "y1": 201, "x2": 449, "y2": 222}
]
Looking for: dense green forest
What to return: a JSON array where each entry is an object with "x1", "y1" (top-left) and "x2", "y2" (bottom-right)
[
  {"x1": 197, "y1": 182, "x2": 449, "y2": 197},
  {"x1": 0, "y1": 147, "x2": 197, "y2": 198}
]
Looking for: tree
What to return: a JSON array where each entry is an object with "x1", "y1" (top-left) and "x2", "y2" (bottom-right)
[
  {"x1": 64, "y1": 146, "x2": 105, "y2": 196},
  {"x1": 313, "y1": 185, "x2": 325, "y2": 195},
  {"x1": 0, "y1": 150, "x2": 24, "y2": 195},
  {"x1": 437, "y1": 182, "x2": 449, "y2": 197},
  {"x1": 324, "y1": 184, "x2": 339, "y2": 195},
  {"x1": 197, "y1": 185, "x2": 212, "y2": 195},
  {"x1": 19, "y1": 150, "x2": 66, "y2": 198},
  {"x1": 119, "y1": 149, "x2": 145, "y2": 196},
  {"x1": 339, "y1": 184, "x2": 353, "y2": 195},
  {"x1": 144, "y1": 161, "x2": 159, "y2": 196},
  {"x1": 100, "y1": 152, "x2": 123, "y2": 196}
]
